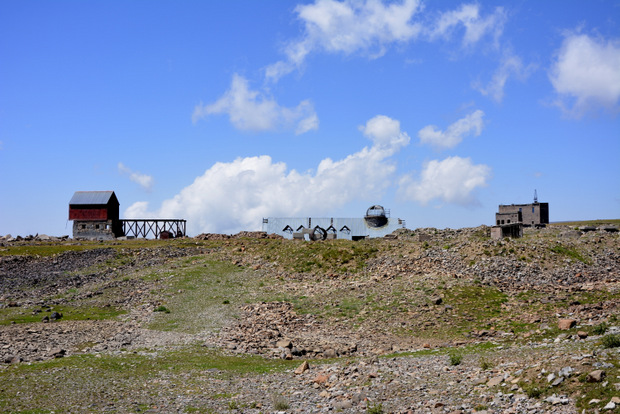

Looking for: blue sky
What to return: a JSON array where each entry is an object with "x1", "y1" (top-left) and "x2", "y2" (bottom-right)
[{"x1": 1, "y1": 0, "x2": 619, "y2": 237}]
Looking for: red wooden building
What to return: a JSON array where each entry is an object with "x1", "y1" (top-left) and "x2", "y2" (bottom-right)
[{"x1": 69, "y1": 191, "x2": 123, "y2": 239}]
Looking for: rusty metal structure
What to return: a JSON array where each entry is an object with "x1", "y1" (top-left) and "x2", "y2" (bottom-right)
[{"x1": 69, "y1": 191, "x2": 186, "y2": 240}]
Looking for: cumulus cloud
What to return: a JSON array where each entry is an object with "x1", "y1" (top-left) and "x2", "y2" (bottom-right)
[
  {"x1": 118, "y1": 163, "x2": 153, "y2": 192},
  {"x1": 266, "y1": 0, "x2": 423, "y2": 81},
  {"x1": 473, "y1": 51, "x2": 535, "y2": 102},
  {"x1": 266, "y1": 1, "x2": 507, "y2": 82},
  {"x1": 125, "y1": 115, "x2": 409, "y2": 235},
  {"x1": 398, "y1": 156, "x2": 491, "y2": 206},
  {"x1": 549, "y1": 33, "x2": 620, "y2": 117},
  {"x1": 192, "y1": 74, "x2": 318, "y2": 134},
  {"x1": 418, "y1": 110, "x2": 484, "y2": 150},
  {"x1": 359, "y1": 115, "x2": 410, "y2": 149},
  {"x1": 428, "y1": 3, "x2": 506, "y2": 48}
]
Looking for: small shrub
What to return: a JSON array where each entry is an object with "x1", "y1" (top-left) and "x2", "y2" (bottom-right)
[
  {"x1": 228, "y1": 400, "x2": 238, "y2": 410},
  {"x1": 367, "y1": 402, "x2": 384, "y2": 414},
  {"x1": 449, "y1": 352, "x2": 462, "y2": 366},
  {"x1": 480, "y1": 358, "x2": 492, "y2": 371},
  {"x1": 524, "y1": 385, "x2": 542, "y2": 399},
  {"x1": 601, "y1": 334, "x2": 620, "y2": 348},
  {"x1": 272, "y1": 395, "x2": 289, "y2": 411},
  {"x1": 222, "y1": 299, "x2": 230, "y2": 304},
  {"x1": 592, "y1": 322, "x2": 608, "y2": 335},
  {"x1": 154, "y1": 305, "x2": 170, "y2": 313}
]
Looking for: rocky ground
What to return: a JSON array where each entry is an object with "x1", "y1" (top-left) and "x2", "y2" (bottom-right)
[{"x1": 0, "y1": 224, "x2": 618, "y2": 413}]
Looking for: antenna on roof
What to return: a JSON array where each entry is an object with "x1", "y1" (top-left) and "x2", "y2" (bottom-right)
[{"x1": 533, "y1": 189, "x2": 538, "y2": 203}]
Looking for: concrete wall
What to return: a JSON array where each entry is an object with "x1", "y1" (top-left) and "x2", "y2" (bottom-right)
[
  {"x1": 498, "y1": 203, "x2": 549, "y2": 226},
  {"x1": 491, "y1": 223, "x2": 523, "y2": 240},
  {"x1": 495, "y1": 212, "x2": 520, "y2": 225}
]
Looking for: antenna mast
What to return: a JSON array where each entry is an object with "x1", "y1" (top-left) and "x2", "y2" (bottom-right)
[{"x1": 533, "y1": 189, "x2": 538, "y2": 203}]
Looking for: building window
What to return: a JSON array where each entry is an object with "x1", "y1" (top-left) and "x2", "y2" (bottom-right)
[
  {"x1": 519, "y1": 208, "x2": 522, "y2": 212},
  {"x1": 507, "y1": 220, "x2": 510, "y2": 223},
  {"x1": 532, "y1": 207, "x2": 535, "y2": 213},
  {"x1": 81, "y1": 224, "x2": 86, "y2": 229},
  {"x1": 496, "y1": 220, "x2": 500, "y2": 225}
]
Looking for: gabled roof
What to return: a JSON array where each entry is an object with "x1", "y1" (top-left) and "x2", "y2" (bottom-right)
[{"x1": 69, "y1": 191, "x2": 118, "y2": 206}]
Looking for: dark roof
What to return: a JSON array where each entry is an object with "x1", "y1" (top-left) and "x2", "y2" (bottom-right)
[{"x1": 69, "y1": 191, "x2": 118, "y2": 205}]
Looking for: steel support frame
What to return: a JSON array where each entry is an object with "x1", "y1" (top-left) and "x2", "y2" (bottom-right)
[{"x1": 120, "y1": 219, "x2": 187, "y2": 239}]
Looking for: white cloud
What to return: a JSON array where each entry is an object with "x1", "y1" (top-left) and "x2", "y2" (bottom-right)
[
  {"x1": 267, "y1": 0, "x2": 423, "y2": 81},
  {"x1": 359, "y1": 114, "x2": 410, "y2": 149},
  {"x1": 266, "y1": 1, "x2": 507, "y2": 82},
  {"x1": 192, "y1": 74, "x2": 318, "y2": 134},
  {"x1": 118, "y1": 162, "x2": 154, "y2": 192},
  {"x1": 473, "y1": 51, "x2": 535, "y2": 102},
  {"x1": 429, "y1": 3, "x2": 506, "y2": 48},
  {"x1": 549, "y1": 33, "x2": 620, "y2": 117},
  {"x1": 418, "y1": 110, "x2": 484, "y2": 150},
  {"x1": 399, "y1": 156, "x2": 491, "y2": 205},
  {"x1": 125, "y1": 115, "x2": 409, "y2": 235}
]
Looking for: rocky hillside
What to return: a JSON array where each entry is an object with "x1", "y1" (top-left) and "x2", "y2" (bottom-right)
[{"x1": 0, "y1": 224, "x2": 618, "y2": 413}]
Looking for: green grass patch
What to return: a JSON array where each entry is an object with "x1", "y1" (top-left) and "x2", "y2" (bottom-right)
[
  {"x1": 384, "y1": 341, "x2": 498, "y2": 359},
  {"x1": 575, "y1": 356, "x2": 619, "y2": 411},
  {"x1": 548, "y1": 244, "x2": 591, "y2": 264},
  {"x1": 0, "y1": 346, "x2": 297, "y2": 413},
  {"x1": 258, "y1": 239, "x2": 380, "y2": 274},
  {"x1": 0, "y1": 238, "x2": 206, "y2": 257},
  {"x1": 550, "y1": 219, "x2": 620, "y2": 227},
  {"x1": 147, "y1": 259, "x2": 263, "y2": 334},
  {"x1": 601, "y1": 334, "x2": 620, "y2": 348},
  {"x1": 0, "y1": 305, "x2": 125, "y2": 325},
  {"x1": 442, "y1": 285, "x2": 508, "y2": 336}
]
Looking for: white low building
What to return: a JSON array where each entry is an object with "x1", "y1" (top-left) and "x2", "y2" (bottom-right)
[{"x1": 262, "y1": 205, "x2": 405, "y2": 240}]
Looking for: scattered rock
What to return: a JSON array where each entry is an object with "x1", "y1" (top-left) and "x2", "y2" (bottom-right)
[
  {"x1": 558, "y1": 319, "x2": 576, "y2": 330},
  {"x1": 587, "y1": 370, "x2": 605, "y2": 383},
  {"x1": 48, "y1": 348, "x2": 66, "y2": 358},
  {"x1": 487, "y1": 376, "x2": 503, "y2": 386},
  {"x1": 294, "y1": 361, "x2": 309, "y2": 374}
]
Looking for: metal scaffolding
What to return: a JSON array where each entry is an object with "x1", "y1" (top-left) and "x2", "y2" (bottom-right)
[{"x1": 121, "y1": 219, "x2": 186, "y2": 239}]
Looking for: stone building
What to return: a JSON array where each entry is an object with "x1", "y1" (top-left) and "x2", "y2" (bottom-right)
[
  {"x1": 69, "y1": 191, "x2": 123, "y2": 240},
  {"x1": 495, "y1": 202, "x2": 549, "y2": 227}
]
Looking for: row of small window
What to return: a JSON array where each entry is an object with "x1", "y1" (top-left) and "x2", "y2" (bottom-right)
[
  {"x1": 79, "y1": 224, "x2": 111, "y2": 230},
  {"x1": 282, "y1": 225, "x2": 351, "y2": 234}
]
